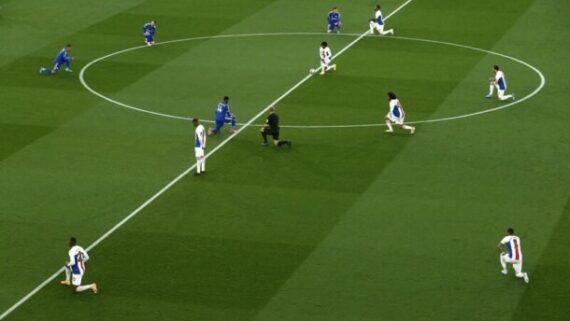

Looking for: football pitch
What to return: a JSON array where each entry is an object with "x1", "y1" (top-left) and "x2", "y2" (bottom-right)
[{"x1": 1, "y1": 0, "x2": 569, "y2": 320}]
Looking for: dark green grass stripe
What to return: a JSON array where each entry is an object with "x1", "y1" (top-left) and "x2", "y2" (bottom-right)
[{"x1": 0, "y1": 123, "x2": 56, "y2": 161}]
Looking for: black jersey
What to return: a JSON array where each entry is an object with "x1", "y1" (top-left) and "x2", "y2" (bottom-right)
[{"x1": 266, "y1": 112, "x2": 279, "y2": 131}]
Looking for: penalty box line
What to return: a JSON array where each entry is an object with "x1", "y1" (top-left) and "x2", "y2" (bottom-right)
[{"x1": 0, "y1": 0, "x2": 414, "y2": 319}]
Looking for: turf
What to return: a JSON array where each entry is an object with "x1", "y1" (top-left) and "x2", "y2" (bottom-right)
[{"x1": 1, "y1": 0, "x2": 569, "y2": 320}]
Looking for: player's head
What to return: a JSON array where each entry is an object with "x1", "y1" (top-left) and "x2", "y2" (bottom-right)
[
  {"x1": 150, "y1": 20, "x2": 156, "y2": 26},
  {"x1": 375, "y1": 4, "x2": 381, "y2": 10},
  {"x1": 332, "y1": 6, "x2": 338, "y2": 12},
  {"x1": 69, "y1": 237, "x2": 77, "y2": 247},
  {"x1": 507, "y1": 228, "x2": 514, "y2": 235},
  {"x1": 223, "y1": 96, "x2": 229, "y2": 103},
  {"x1": 192, "y1": 118, "x2": 200, "y2": 127},
  {"x1": 65, "y1": 44, "x2": 72, "y2": 52},
  {"x1": 268, "y1": 106, "x2": 275, "y2": 113},
  {"x1": 493, "y1": 65, "x2": 500, "y2": 72},
  {"x1": 387, "y1": 92, "x2": 397, "y2": 100},
  {"x1": 321, "y1": 41, "x2": 328, "y2": 48}
]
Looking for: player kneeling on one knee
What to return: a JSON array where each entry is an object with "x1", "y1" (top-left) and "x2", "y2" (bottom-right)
[
  {"x1": 208, "y1": 96, "x2": 237, "y2": 135},
  {"x1": 260, "y1": 107, "x2": 291, "y2": 147},
  {"x1": 385, "y1": 92, "x2": 415, "y2": 134},
  {"x1": 60, "y1": 237, "x2": 98, "y2": 294}
]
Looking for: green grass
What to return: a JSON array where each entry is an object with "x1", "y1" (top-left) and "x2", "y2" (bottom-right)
[{"x1": 1, "y1": 0, "x2": 569, "y2": 320}]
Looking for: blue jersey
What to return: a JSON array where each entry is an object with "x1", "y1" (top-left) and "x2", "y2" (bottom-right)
[
  {"x1": 328, "y1": 11, "x2": 341, "y2": 26},
  {"x1": 215, "y1": 102, "x2": 230, "y2": 122},
  {"x1": 143, "y1": 23, "x2": 156, "y2": 36},
  {"x1": 54, "y1": 48, "x2": 70, "y2": 64}
]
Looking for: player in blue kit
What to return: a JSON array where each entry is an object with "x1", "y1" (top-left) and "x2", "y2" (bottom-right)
[
  {"x1": 327, "y1": 7, "x2": 341, "y2": 33},
  {"x1": 208, "y1": 96, "x2": 237, "y2": 135},
  {"x1": 143, "y1": 20, "x2": 157, "y2": 46},
  {"x1": 39, "y1": 44, "x2": 73, "y2": 74}
]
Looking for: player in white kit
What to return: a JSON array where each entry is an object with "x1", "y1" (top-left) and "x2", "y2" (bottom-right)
[
  {"x1": 60, "y1": 237, "x2": 98, "y2": 293},
  {"x1": 319, "y1": 41, "x2": 337, "y2": 75},
  {"x1": 497, "y1": 228, "x2": 529, "y2": 283},
  {"x1": 193, "y1": 118, "x2": 206, "y2": 176},
  {"x1": 369, "y1": 4, "x2": 394, "y2": 36},
  {"x1": 486, "y1": 65, "x2": 515, "y2": 101},
  {"x1": 385, "y1": 92, "x2": 415, "y2": 134}
]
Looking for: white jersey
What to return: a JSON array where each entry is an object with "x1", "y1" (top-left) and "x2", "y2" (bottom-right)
[
  {"x1": 68, "y1": 245, "x2": 89, "y2": 275},
  {"x1": 195, "y1": 124, "x2": 206, "y2": 149},
  {"x1": 500, "y1": 235, "x2": 523, "y2": 261},
  {"x1": 320, "y1": 47, "x2": 332, "y2": 62},
  {"x1": 375, "y1": 9, "x2": 384, "y2": 25},
  {"x1": 495, "y1": 71, "x2": 507, "y2": 90},
  {"x1": 389, "y1": 99, "x2": 405, "y2": 119}
]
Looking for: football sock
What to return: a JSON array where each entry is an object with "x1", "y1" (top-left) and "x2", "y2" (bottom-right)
[
  {"x1": 201, "y1": 159, "x2": 205, "y2": 172},
  {"x1": 385, "y1": 120, "x2": 393, "y2": 131},
  {"x1": 196, "y1": 159, "x2": 201, "y2": 174},
  {"x1": 402, "y1": 125, "x2": 413, "y2": 131},
  {"x1": 499, "y1": 255, "x2": 507, "y2": 270},
  {"x1": 64, "y1": 268, "x2": 70, "y2": 281},
  {"x1": 40, "y1": 68, "x2": 52, "y2": 74},
  {"x1": 501, "y1": 95, "x2": 512, "y2": 101},
  {"x1": 488, "y1": 85, "x2": 494, "y2": 95},
  {"x1": 76, "y1": 284, "x2": 92, "y2": 292}
]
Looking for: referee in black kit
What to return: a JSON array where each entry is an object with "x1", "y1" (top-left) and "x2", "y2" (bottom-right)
[{"x1": 260, "y1": 106, "x2": 291, "y2": 147}]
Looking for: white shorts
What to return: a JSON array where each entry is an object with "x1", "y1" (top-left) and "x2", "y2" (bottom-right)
[
  {"x1": 72, "y1": 273, "x2": 83, "y2": 286},
  {"x1": 370, "y1": 21, "x2": 384, "y2": 33},
  {"x1": 386, "y1": 112, "x2": 404, "y2": 125},
  {"x1": 320, "y1": 58, "x2": 330, "y2": 69},
  {"x1": 195, "y1": 147, "x2": 204, "y2": 158},
  {"x1": 502, "y1": 254, "x2": 524, "y2": 276}
]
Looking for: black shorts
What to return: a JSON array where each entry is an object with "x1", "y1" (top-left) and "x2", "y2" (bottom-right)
[{"x1": 263, "y1": 128, "x2": 279, "y2": 140}]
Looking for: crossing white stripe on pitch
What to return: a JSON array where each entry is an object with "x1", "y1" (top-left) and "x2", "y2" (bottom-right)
[{"x1": 0, "y1": 1, "x2": 415, "y2": 320}]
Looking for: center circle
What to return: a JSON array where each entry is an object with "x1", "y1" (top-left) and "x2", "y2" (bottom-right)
[{"x1": 79, "y1": 32, "x2": 545, "y2": 128}]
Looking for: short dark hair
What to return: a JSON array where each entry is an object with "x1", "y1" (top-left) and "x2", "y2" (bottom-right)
[
  {"x1": 66, "y1": 44, "x2": 72, "y2": 48},
  {"x1": 70, "y1": 237, "x2": 77, "y2": 245},
  {"x1": 375, "y1": 4, "x2": 381, "y2": 10},
  {"x1": 387, "y1": 92, "x2": 397, "y2": 100},
  {"x1": 223, "y1": 96, "x2": 229, "y2": 101},
  {"x1": 507, "y1": 228, "x2": 514, "y2": 235},
  {"x1": 268, "y1": 106, "x2": 275, "y2": 112},
  {"x1": 321, "y1": 41, "x2": 328, "y2": 47},
  {"x1": 192, "y1": 118, "x2": 199, "y2": 124},
  {"x1": 494, "y1": 65, "x2": 500, "y2": 71}
]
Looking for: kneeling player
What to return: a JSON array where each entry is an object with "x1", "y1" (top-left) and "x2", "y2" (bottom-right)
[
  {"x1": 60, "y1": 237, "x2": 98, "y2": 294},
  {"x1": 497, "y1": 228, "x2": 529, "y2": 283},
  {"x1": 327, "y1": 7, "x2": 341, "y2": 34},
  {"x1": 486, "y1": 65, "x2": 515, "y2": 101},
  {"x1": 319, "y1": 41, "x2": 337, "y2": 75},
  {"x1": 143, "y1": 20, "x2": 157, "y2": 45},
  {"x1": 208, "y1": 96, "x2": 237, "y2": 135},
  {"x1": 261, "y1": 107, "x2": 291, "y2": 147},
  {"x1": 39, "y1": 44, "x2": 73, "y2": 74},
  {"x1": 369, "y1": 4, "x2": 394, "y2": 36},
  {"x1": 385, "y1": 92, "x2": 415, "y2": 134}
]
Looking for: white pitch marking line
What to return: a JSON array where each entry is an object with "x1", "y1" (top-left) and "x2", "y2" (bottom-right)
[{"x1": 0, "y1": 1, "x2": 415, "y2": 320}]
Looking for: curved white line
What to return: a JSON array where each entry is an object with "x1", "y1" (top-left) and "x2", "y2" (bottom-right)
[{"x1": 79, "y1": 33, "x2": 545, "y2": 128}]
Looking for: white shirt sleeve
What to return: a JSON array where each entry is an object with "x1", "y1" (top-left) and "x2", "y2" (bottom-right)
[
  {"x1": 500, "y1": 236, "x2": 510, "y2": 244},
  {"x1": 67, "y1": 249, "x2": 76, "y2": 266}
]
